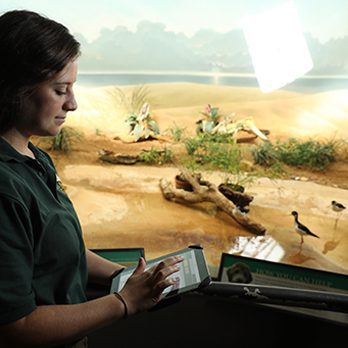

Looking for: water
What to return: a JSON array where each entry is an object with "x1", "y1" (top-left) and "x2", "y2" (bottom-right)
[{"x1": 77, "y1": 72, "x2": 348, "y2": 93}]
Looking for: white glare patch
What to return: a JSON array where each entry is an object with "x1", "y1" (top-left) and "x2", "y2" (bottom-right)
[{"x1": 241, "y1": 1, "x2": 313, "y2": 93}]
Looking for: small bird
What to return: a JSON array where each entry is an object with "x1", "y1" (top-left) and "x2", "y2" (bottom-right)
[
  {"x1": 331, "y1": 200, "x2": 346, "y2": 230},
  {"x1": 291, "y1": 211, "x2": 319, "y2": 245},
  {"x1": 331, "y1": 200, "x2": 346, "y2": 213}
]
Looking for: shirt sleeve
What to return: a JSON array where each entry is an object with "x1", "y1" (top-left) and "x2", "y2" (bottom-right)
[{"x1": 0, "y1": 194, "x2": 37, "y2": 325}]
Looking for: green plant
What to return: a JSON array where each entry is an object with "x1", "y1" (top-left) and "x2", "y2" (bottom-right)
[
  {"x1": 139, "y1": 147, "x2": 173, "y2": 165},
  {"x1": 50, "y1": 126, "x2": 81, "y2": 152},
  {"x1": 184, "y1": 136, "x2": 201, "y2": 156},
  {"x1": 196, "y1": 104, "x2": 268, "y2": 142},
  {"x1": 183, "y1": 132, "x2": 265, "y2": 189},
  {"x1": 196, "y1": 104, "x2": 223, "y2": 134},
  {"x1": 125, "y1": 102, "x2": 160, "y2": 141},
  {"x1": 184, "y1": 133, "x2": 241, "y2": 176},
  {"x1": 184, "y1": 133, "x2": 234, "y2": 156},
  {"x1": 168, "y1": 123, "x2": 186, "y2": 142},
  {"x1": 203, "y1": 142, "x2": 241, "y2": 171},
  {"x1": 179, "y1": 157, "x2": 201, "y2": 173},
  {"x1": 252, "y1": 138, "x2": 335, "y2": 171},
  {"x1": 161, "y1": 147, "x2": 173, "y2": 163},
  {"x1": 251, "y1": 141, "x2": 278, "y2": 166}
]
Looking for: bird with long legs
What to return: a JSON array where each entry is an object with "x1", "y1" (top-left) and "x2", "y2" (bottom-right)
[
  {"x1": 291, "y1": 211, "x2": 319, "y2": 248},
  {"x1": 331, "y1": 200, "x2": 346, "y2": 230}
]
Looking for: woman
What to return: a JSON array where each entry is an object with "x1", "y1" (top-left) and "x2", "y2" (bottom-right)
[{"x1": 0, "y1": 10, "x2": 182, "y2": 348}]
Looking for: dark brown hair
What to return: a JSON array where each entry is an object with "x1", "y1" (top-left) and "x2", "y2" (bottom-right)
[{"x1": 0, "y1": 10, "x2": 81, "y2": 133}]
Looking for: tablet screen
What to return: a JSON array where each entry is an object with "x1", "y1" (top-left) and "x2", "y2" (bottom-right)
[{"x1": 111, "y1": 246, "x2": 211, "y2": 298}]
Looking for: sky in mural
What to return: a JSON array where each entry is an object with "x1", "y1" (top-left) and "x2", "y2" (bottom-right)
[
  {"x1": 1, "y1": 0, "x2": 347, "y2": 76},
  {"x1": 1, "y1": 0, "x2": 347, "y2": 43}
]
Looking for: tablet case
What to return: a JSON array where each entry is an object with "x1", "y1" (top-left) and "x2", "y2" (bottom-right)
[{"x1": 110, "y1": 245, "x2": 211, "y2": 297}]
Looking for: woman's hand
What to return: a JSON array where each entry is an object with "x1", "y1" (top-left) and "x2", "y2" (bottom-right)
[{"x1": 119, "y1": 255, "x2": 183, "y2": 315}]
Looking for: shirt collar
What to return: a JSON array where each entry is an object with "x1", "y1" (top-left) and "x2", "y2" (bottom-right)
[{"x1": 0, "y1": 137, "x2": 38, "y2": 163}]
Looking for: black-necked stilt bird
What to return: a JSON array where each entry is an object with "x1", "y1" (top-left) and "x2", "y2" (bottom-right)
[
  {"x1": 331, "y1": 200, "x2": 346, "y2": 213},
  {"x1": 291, "y1": 211, "x2": 319, "y2": 245},
  {"x1": 331, "y1": 200, "x2": 346, "y2": 230}
]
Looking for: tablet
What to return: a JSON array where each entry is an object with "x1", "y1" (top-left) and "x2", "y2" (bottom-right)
[{"x1": 110, "y1": 245, "x2": 211, "y2": 298}]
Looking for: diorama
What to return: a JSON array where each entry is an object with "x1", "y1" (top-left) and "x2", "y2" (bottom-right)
[{"x1": 14, "y1": 0, "x2": 346, "y2": 281}]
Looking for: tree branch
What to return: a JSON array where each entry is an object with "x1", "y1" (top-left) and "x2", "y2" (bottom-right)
[{"x1": 159, "y1": 170, "x2": 266, "y2": 236}]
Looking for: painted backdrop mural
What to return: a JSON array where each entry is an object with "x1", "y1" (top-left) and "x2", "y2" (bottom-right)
[{"x1": 2, "y1": 0, "x2": 348, "y2": 277}]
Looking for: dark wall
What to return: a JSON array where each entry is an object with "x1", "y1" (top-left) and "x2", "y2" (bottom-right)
[{"x1": 87, "y1": 292, "x2": 347, "y2": 347}]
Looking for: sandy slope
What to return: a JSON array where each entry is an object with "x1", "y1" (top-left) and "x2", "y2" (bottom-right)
[
  {"x1": 69, "y1": 83, "x2": 348, "y2": 140},
  {"x1": 56, "y1": 83, "x2": 348, "y2": 275}
]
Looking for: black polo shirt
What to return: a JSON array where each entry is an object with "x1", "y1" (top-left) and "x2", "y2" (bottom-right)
[{"x1": 0, "y1": 137, "x2": 87, "y2": 327}]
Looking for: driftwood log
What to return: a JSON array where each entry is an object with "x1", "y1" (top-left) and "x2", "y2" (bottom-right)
[
  {"x1": 217, "y1": 184, "x2": 254, "y2": 213},
  {"x1": 159, "y1": 167, "x2": 266, "y2": 235},
  {"x1": 98, "y1": 150, "x2": 139, "y2": 165}
]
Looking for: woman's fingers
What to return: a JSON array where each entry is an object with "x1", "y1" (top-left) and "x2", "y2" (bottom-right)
[
  {"x1": 132, "y1": 257, "x2": 146, "y2": 275},
  {"x1": 151, "y1": 263, "x2": 180, "y2": 284},
  {"x1": 151, "y1": 255, "x2": 184, "y2": 277},
  {"x1": 122, "y1": 255, "x2": 184, "y2": 313},
  {"x1": 148, "y1": 256, "x2": 182, "y2": 284},
  {"x1": 151, "y1": 277, "x2": 178, "y2": 303},
  {"x1": 149, "y1": 256, "x2": 184, "y2": 301}
]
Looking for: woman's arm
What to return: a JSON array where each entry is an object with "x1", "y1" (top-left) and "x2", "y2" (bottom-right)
[
  {"x1": 0, "y1": 255, "x2": 183, "y2": 348},
  {"x1": 0, "y1": 293, "x2": 124, "y2": 348},
  {"x1": 86, "y1": 248, "x2": 124, "y2": 286}
]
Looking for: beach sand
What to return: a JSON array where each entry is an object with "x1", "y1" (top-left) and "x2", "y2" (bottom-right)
[{"x1": 41, "y1": 82, "x2": 348, "y2": 276}]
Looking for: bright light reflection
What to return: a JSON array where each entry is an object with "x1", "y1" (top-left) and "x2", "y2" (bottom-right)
[
  {"x1": 229, "y1": 235, "x2": 285, "y2": 262},
  {"x1": 241, "y1": 1, "x2": 313, "y2": 93}
]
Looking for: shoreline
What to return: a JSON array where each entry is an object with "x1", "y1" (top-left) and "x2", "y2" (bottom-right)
[
  {"x1": 78, "y1": 70, "x2": 348, "y2": 79},
  {"x1": 59, "y1": 162, "x2": 348, "y2": 274}
]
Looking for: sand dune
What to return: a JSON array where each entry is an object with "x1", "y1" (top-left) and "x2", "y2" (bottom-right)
[{"x1": 69, "y1": 83, "x2": 348, "y2": 140}]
